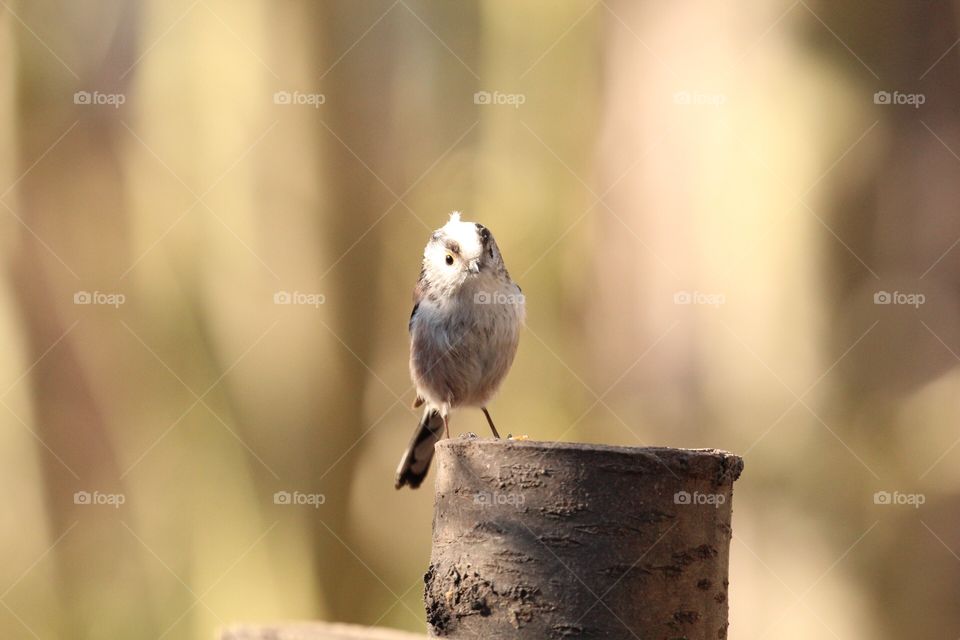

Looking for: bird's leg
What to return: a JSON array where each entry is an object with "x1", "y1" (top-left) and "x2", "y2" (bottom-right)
[
  {"x1": 481, "y1": 407, "x2": 501, "y2": 439},
  {"x1": 442, "y1": 413, "x2": 450, "y2": 439}
]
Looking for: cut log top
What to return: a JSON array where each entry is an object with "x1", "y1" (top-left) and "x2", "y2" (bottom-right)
[{"x1": 436, "y1": 436, "x2": 744, "y2": 485}]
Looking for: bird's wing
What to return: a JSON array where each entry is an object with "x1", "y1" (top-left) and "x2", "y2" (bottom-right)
[
  {"x1": 410, "y1": 271, "x2": 425, "y2": 409},
  {"x1": 408, "y1": 302, "x2": 419, "y2": 334},
  {"x1": 409, "y1": 268, "x2": 426, "y2": 334}
]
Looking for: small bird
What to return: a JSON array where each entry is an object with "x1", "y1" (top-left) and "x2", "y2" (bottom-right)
[{"x1": 395, "y1": 212, "x2": 525, "y2": 489}]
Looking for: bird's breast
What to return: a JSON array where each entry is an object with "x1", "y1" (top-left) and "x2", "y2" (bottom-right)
[{"x1": 409, "y1": 279, "x2": 522, "y2": 408}]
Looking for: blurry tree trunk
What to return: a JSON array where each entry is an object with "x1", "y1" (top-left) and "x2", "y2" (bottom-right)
[
  {"x1": 813, "y1": 1, "x2": 960, "y2": 638},
  {"x1": 304, "y1": 1, "x2": 401, "y2": 623},
  {"x1": 302, "y1": 1, "x2": 482, "y2": 622},
  {"x1": 7, "y1": 1, "x2": 157, "y2": 637},
  {"x1": 298, "y1": 1, "x2": 484, "y2": 624},
  {"x1": 591, "y1": 0, "x2": 717, "y2": 439}
]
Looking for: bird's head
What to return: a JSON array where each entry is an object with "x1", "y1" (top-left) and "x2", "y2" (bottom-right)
[{"x1": 422, "y1": 212, "x2": 505, "y2": 291}]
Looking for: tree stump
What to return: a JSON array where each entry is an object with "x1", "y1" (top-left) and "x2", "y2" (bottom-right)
[{"x1": 425, "y1": 438, "x2": 743, "y2": 639}]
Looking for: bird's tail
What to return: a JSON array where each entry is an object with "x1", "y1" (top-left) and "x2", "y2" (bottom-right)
[{"x1": 395, "y1": 408, "x2": 444, "y2": 489}]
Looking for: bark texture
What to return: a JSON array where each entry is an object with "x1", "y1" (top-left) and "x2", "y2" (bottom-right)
[{"x1": 425, "y1": 438, "x2": 743, "y2": 639}]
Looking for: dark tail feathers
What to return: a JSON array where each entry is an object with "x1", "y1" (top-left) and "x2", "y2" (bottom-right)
[{"x1": 395, "y1": 409, "x2": 444, "y2": 489}]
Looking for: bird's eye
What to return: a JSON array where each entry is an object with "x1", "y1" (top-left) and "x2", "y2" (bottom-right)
[{"x1": 445, "y1": 254, "x2": 454, "y2": 266}]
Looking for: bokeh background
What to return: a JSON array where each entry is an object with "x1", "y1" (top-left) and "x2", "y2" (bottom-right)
[{"x1": 1, "y1": 0, "x2": 959, "y2": 638}]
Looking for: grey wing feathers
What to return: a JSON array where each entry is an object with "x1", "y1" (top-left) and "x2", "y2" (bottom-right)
[
  {"x1": 409, "y1": 302, "x2": 419, "y2": 333},
  {"x1": 409, "y1": 267, "x2": 426, "y2": 333}
]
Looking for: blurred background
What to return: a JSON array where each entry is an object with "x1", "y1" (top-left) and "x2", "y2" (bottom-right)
[{"x1": 1, "y1": 0, "x2": 959, "y2": 638}]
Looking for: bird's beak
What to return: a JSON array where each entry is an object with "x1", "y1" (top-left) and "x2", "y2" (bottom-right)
[{"x1": 467, "y1": 259, "x2": 480, "y2": 274}]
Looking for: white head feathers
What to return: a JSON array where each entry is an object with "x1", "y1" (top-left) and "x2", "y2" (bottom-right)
[{"x1": 437, "y1": 211, "x2": 483, "y2": 260}]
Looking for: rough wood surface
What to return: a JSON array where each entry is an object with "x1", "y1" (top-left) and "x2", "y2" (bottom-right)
[
  {"x1": 425, "y1": 438, "x2": 743, "y2": 639},
  {"x1": 220, "y1": 622, "x2": 428, "y2": 640}
]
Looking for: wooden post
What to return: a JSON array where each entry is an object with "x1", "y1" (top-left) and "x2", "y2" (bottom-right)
[{"x1": 425, "y1": 438, "x2": 743, "y2": 639}]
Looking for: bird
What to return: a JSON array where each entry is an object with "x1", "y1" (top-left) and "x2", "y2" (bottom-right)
[{"x1": 395, "y1": 212, "x2": 525, "y2": 489}]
